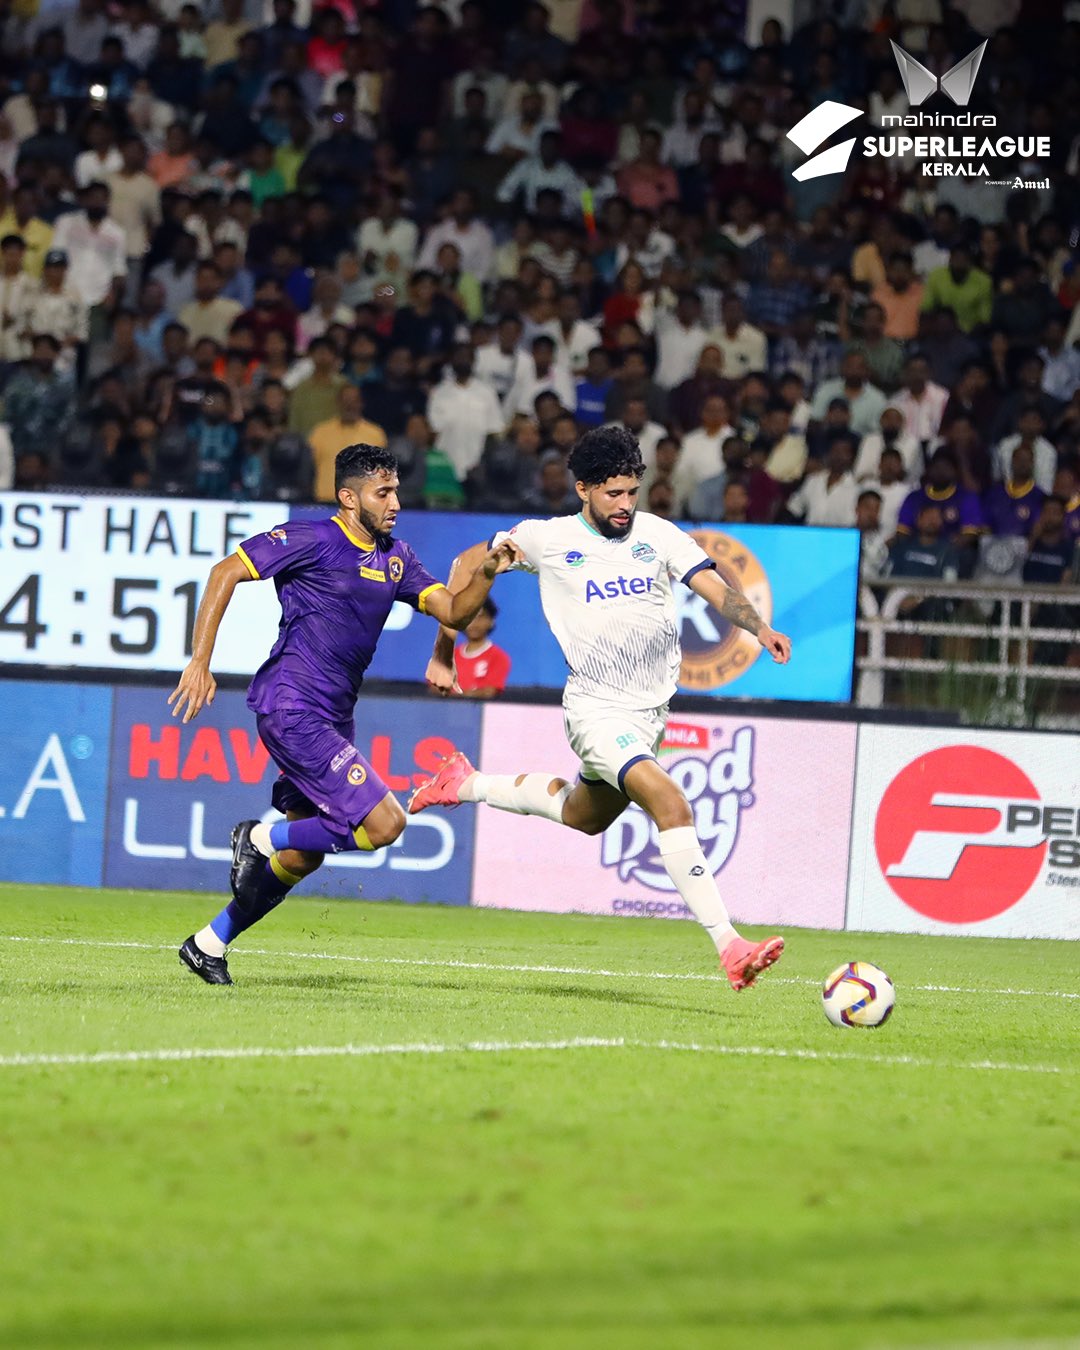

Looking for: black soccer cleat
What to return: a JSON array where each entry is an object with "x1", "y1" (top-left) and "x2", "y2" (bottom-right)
[
  {"x1": 179, "y1": 935, "x2": 233, "y2": 985},
  {"x1": 230, "y1": 819, "x2": 264, "y2": 902}
]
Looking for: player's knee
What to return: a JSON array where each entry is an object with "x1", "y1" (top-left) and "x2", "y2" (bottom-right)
[
  {"x1": 362, "y1": 801, "x2": 407, "y2": 849},
  {"x1": 653, "y1": 794, "x2": 693, "y2": 831},
  {"x1": 296, "y1": 850, "x2": 324, "y2": 873}
]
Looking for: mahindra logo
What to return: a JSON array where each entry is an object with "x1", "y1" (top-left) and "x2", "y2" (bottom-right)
[{"x1": 890, "y1": 40, "x2": 987, "y2": 108}]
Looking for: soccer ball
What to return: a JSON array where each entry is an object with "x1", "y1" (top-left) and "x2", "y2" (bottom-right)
[{"x1": 822, "y1": 962, "x2": 895, "y2": 1028}]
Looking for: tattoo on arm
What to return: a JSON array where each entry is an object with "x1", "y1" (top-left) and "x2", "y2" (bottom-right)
[{"x1": 718, "y1": 586, "x2": 763, "y2": 636}]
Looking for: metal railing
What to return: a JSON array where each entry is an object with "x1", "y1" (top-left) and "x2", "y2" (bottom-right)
[{"x1": 856, "y1": 579, "x2": 1080, "y2": 721}]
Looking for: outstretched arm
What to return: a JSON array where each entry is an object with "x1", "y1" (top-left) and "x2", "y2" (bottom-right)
[
  {"x1": 425, "y1": 540, "x2": 496, "y2": 695},
  {"x1": 423, "y1": 537, "x2": 521, "y2": 633},
  {"x1": 688, "y1": 568, "x2": 792, "y2": 664},
  {"x1": 167, "y1": 553, "x2": 254, "y2": 722}
]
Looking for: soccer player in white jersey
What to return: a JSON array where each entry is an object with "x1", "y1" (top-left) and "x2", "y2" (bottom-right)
[{"x1": 409, "y1": 426, "x2": 793, "y2": 990}]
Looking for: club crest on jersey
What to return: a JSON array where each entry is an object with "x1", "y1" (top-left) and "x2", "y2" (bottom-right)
[
  {"x1": 389, "y1": 556, "x2": 404, "y2": 582},
  {"x1": 631, "y1": 541, "x2": 656, "y2": 563},
  {"x1": 564, "y1": 550, "x2": 585, "y2": 567},
  {"x1": 347, "y1": 763, "x2": 368, "y2": 786}
]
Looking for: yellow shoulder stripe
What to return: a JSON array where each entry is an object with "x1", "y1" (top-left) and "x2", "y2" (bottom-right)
[
  {"x1": 418, "y1": 583, "x2": 446, "y2": 614},
  {"x1": 236, "y1": 546, "x2": 260, "y2": 579}
]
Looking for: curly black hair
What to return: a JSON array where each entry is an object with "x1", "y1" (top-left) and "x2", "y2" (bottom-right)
[
  {"x1": 567, "y1": 425, "x2": 645, "y2": 487},
  {"x1": 334, "y1": 443, "x2": 399, "y2": 495}
]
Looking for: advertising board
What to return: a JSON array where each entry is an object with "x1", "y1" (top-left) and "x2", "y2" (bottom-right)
[
  {"x1": 102, "y1": 686, "x2": 481, "y2": 904},
  {"x1": 846, "y1": 727, "x2": 1080, "y2": 938},
  {"x1": 472, "y1": 703, "x2": 857, "y2": 929}
]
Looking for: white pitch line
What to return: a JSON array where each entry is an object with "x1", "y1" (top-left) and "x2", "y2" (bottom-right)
[
  {"x1": 1, "y1": 934, "x2": 1079, "y2": 1002},
  {"x1": 0, "y1": 1037, "x2": 1074, "y2": 1075}
]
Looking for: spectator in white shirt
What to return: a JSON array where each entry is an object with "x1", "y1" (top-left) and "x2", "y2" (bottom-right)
[
  {"x1": 357, "y1": 188, "x2": 418, "y2": 296},
  {"x1": 107, "y1": 134, "x2": 161, "y2": 275},
  {"x1": 854, "y1": 404, "x2": 922, "y2": 482},
  {"x1": 654, "y1": 291, "x2": 711, "y2": 390},
  {"x1": 178, "y1": 260, "x2": 245, "y2": 345},
  {"x1": 450, "y1": 46, "x2": 510, "y2": 119},
  {"x1": 474, "y1": 314, "x2": 524, "y2": 402},
  {"x1": 787, "y1": 435, "x2": 860, "y2": 527},
  {"x1": 862, "y1": 445, "x2": 911, "y2": 539},
  {"x1": 547, "y1": 290, "x2": 600, "y2": 376},
  {"x1": 417, "y1": 188, "x2": 495, "y2": 284},
  {"x1": 50, "y1": 181, "x2": 127, "y2": 313},
  {"x1": 673, "y1": 392, "x2": 736, "y2": 511},
  {"x1": 710, "y1": 292, "x2": 767, "y2": 378},
  {"x1": 613, "y1": 209, "x2": 676, "y2": 280},
  {"x1": 610, "y1": 396, "x2": 667, "y2": 465},
  {"x1": 993, "y1": 408, "x2": 1058, "y2": 494},
  {"x1": 74, "y1": 114, "x2": 123, "y2": 189},
  {"x1": 496, "y1": 131, "x2": 583, "y2": 216},
  {"x1": 856, "y1": 489, "x2": 891, "y2": 581},
  {"x1": 502, "y1": 333, "x2": 575, "y2": 418},
  {"x1": 485, "y1": 89, "x2": 552, "y2": 160},
  {"x1": 661, "y1": 90, "x2": 722, "y2": 168},
  {"x1": 296, "y1": 273, "x2": 356, "y2": 352},
  {"x1": 427, "y1": 341, "x2": 506, "y2": 481},
  {"x1": 892, "y1": 354, "x2": 949, "y2": 452}
]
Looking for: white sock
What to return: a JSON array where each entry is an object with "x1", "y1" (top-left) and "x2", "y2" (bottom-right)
[
  {"x1": 459, "y1": 772, "x2": 571, "y2": 824},
  {"x1": 194, "y1": 925, "x2": 227, "y2": 957},
  {"x1": 658, "y1": 826, "x2": 738, "y2": 955},
  {"x1": 250, "y1": 822, "x2": 273, "y2": 856}
]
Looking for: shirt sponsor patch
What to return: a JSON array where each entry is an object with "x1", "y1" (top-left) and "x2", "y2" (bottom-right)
[
  {"x1": 331, "y1": 745, "x2": 358, "y2": 773},
  {"x1": 360, "y1": 566, "x2": 386, "y2": 582}
]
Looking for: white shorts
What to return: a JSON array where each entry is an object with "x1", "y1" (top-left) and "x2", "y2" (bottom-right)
[{"x1": 562, "y1": 693, "x2": 668, "y2": 793}]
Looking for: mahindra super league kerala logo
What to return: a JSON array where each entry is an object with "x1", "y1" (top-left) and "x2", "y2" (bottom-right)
[
  {"x1": 599, "y1": 728, "x2": 755, "y2": 890},
  {"x1": 788, "y1": 39, "x2": 987, "y2": 181}
]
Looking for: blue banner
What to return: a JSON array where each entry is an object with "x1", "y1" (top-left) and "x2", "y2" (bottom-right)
[
  {"x1": 0, "y1": 681, "x2": 112, "y2": 885},
  {"x1": 288, "y1": 508, "x2": 858, "y2": 702},
  {"x1": 103, "y1": 686, "x2": 481, "y2": 903}
]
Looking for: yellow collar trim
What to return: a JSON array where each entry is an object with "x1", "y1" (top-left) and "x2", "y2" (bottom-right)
[
  {"x1": 332, "y1": 515, "x2": 375, "y2": 550},
  {"x1": 925, "y1": 485, "x2": 956, "y2": 501},
  {"x1": 1005, "y1": 479, "x2": 1036, "y2": 499}
]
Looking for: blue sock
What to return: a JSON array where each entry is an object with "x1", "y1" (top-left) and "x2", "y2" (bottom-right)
[{"x1": 209, "y1": 858, "x2": 297, "y2": 944}]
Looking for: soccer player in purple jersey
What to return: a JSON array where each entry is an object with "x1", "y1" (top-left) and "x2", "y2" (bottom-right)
[{"x1": 168, "y1": 443, "x2": 520, "y2": 985}]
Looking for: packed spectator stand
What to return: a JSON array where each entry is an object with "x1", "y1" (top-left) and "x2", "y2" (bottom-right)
[{"x1": 0, "y1": 0, "x2": 1078, "y2": 657}]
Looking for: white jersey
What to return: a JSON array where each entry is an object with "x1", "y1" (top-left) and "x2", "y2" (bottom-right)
[{"x1": 493, "y1": 512, "x2": 713, "y2": 709}]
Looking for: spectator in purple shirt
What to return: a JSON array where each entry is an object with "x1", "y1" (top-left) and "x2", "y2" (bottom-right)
[
  {"x1": 897, "y1": 447, "x2": 985, "y2": 570},
  {"x1": 983, "y1": 443, "x2": 1045, "y2": 538}
]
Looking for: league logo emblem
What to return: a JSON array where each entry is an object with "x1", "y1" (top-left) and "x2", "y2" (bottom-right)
[
  {"x1": 347, "y1": 763, "x2": 368, "y2": 786},
  {"x1": 564, "y1": 550, "x2": 585, "y2": 567}
]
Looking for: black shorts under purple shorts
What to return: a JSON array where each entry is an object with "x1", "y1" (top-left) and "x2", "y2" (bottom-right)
[{"x1": 257, "y1": 708, "x2": 388, "y2": 843}]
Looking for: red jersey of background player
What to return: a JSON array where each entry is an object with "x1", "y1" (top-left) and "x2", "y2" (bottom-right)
[{"x1": 453, "y1": 598, "x2": 511, "y2": 696}]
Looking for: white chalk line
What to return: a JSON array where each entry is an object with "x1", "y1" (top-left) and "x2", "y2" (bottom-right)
[
  {"x1": 0, "y1": 1031, "x2": 1074, "y2": 1074},
  {"x1": 0, "y1": 1036, "x2": 1074, "y2": 1075},
  {"x1": 1, "y1": 934, "x2": 1078, "y2": 1004}
]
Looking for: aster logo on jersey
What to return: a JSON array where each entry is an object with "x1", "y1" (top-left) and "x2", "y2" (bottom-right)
[
  {"x1": 600, "y1": 728, "x2": 755, "y2": 891},
  {"x1": 473, "y1": 704, "x2": 854, "y2": 930},
  {"x1": 103, "y1": 687, "x2": 482, "y2": 903},
  {"x1": 677, "y1": 532, "x2": 772, "y2": 692},
  {"x1": 847, "y1": 728, "x2": 1080, "y2": 939}
]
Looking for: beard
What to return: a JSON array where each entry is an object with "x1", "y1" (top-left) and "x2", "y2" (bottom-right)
[
  {"x1": 594, "y1": 508, "x2": 634, "y2": 539},
  {"x1": 358, "y1": 503, "x2": 394, "y2": 548}
]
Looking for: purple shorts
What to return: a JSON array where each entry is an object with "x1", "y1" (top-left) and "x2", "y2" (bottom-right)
[{"x1": 257, "y1": 709, "x2": 388, "y2": 838}]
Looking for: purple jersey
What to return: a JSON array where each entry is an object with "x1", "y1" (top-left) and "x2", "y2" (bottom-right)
[
  {"x1": 897, "y1": 485, "x2": 985, "y2": 539},
  {"x1": 237, "y1": 515, "x2": 443, "y2": 722},
  {"x1": 982, "y1": 481, "x2": 1044, "y2": 538},
  {"x1": 1065, "y1": 494, "x2": 1080, "y2": 546}
]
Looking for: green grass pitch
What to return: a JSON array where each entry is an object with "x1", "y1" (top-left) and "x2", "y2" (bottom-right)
[{"x1": 1, "y1": 884, "x2": 1078, "y2": 1350}]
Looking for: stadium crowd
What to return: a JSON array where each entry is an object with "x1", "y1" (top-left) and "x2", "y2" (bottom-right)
[{"x1": 0, "y1": 0, "x2": 1079, "y2": 600}]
